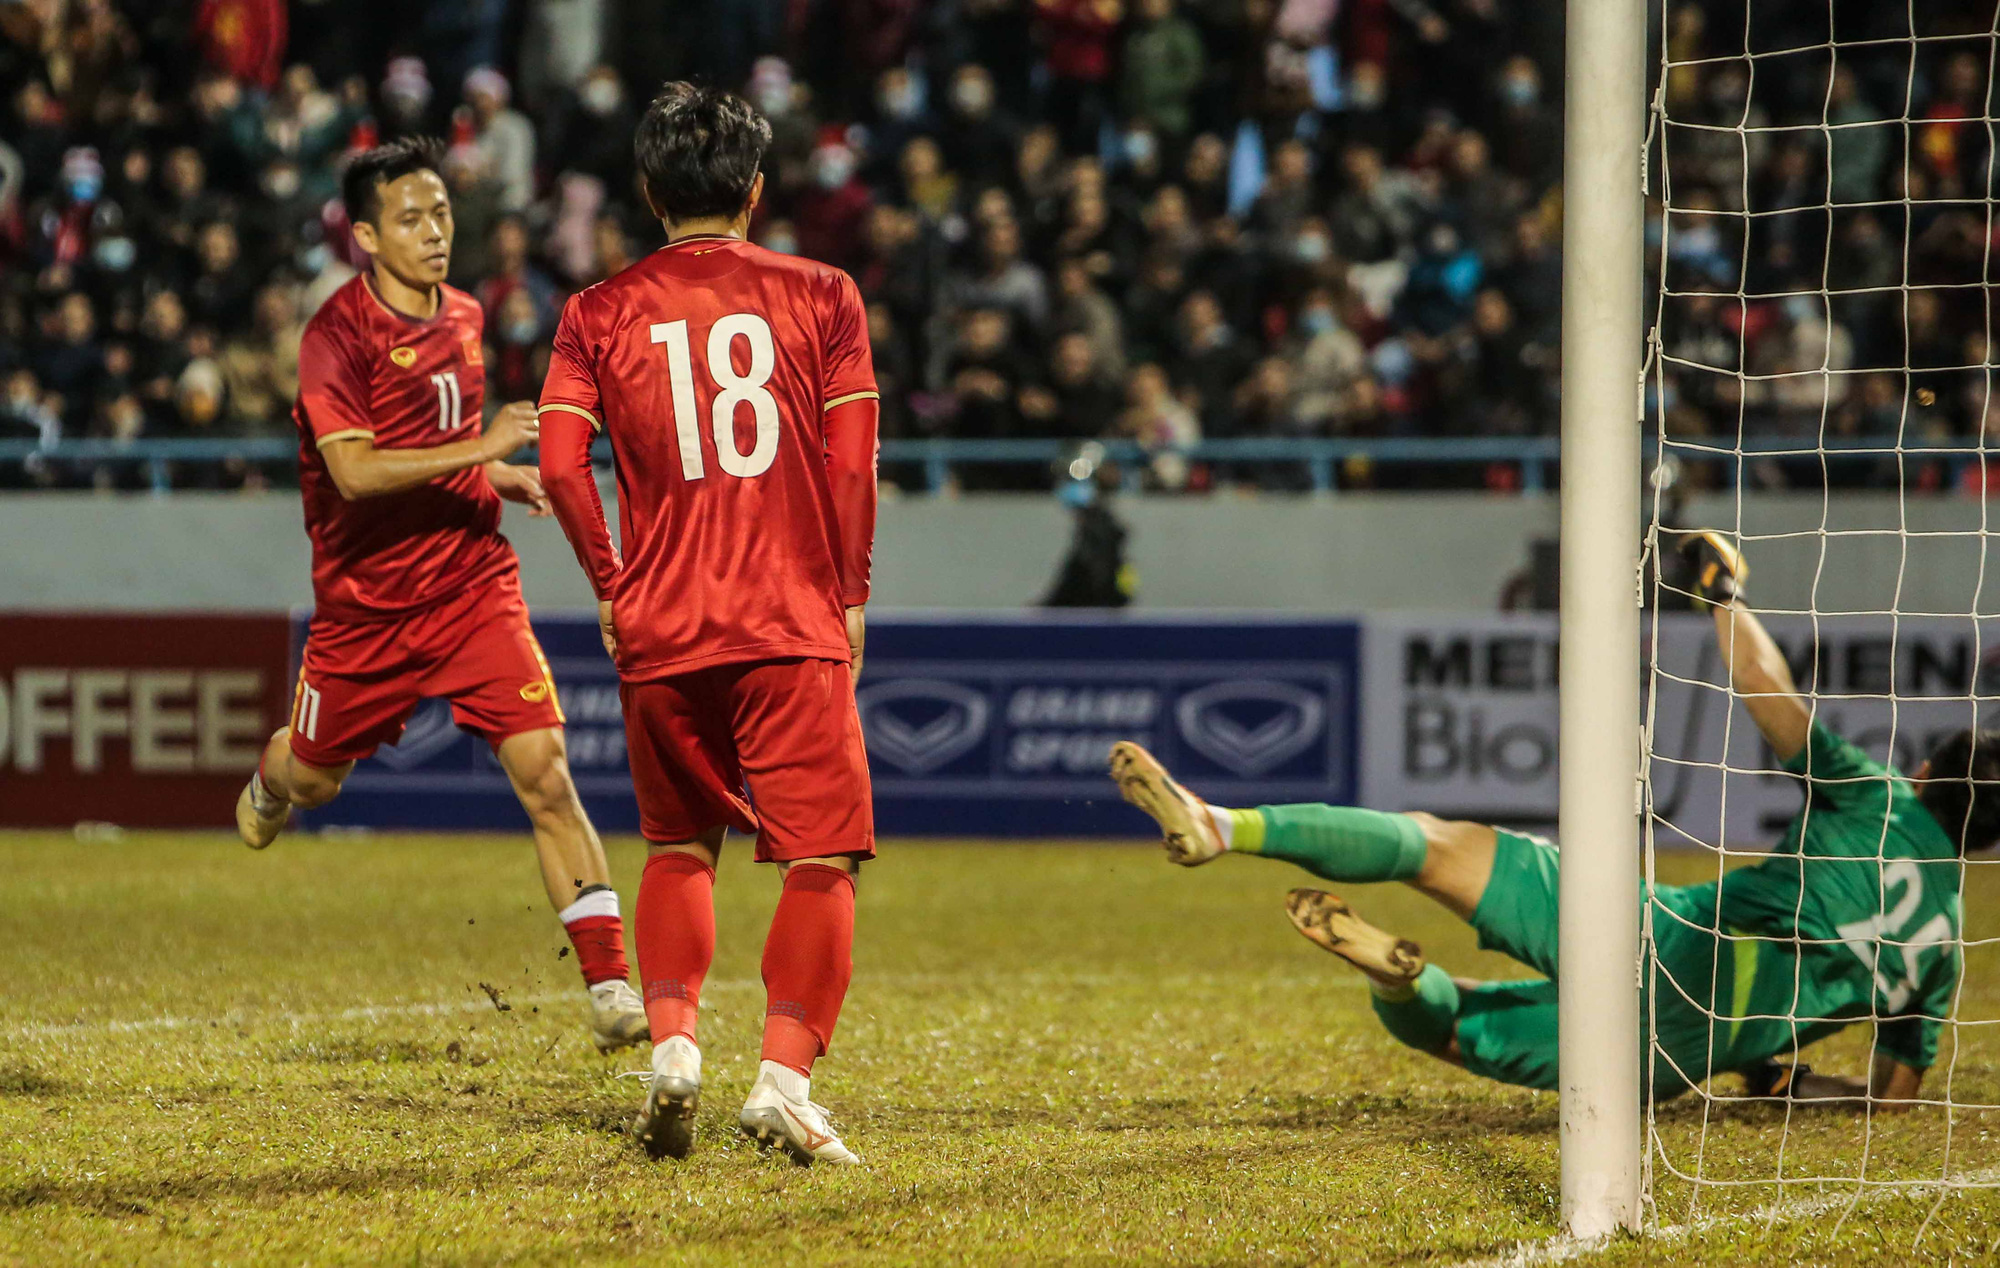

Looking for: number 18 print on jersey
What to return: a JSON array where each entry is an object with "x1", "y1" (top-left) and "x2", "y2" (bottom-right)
[{"x1": 537, "y1": 235, "x2": 878, "y2": 680}]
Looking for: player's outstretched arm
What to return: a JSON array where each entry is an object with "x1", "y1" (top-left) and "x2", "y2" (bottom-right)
[
  {"x1": 1747, "y1": 1054, "x2": 1924, "y2": 1111},
  {"x1": 322, "y1": 402, "x2": 539, "y2": 500},
  {"x1": 1683, "y1": 532, "x2": 1810, "y2": 763}
]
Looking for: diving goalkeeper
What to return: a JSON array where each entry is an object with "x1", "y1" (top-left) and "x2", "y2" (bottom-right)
[{"x1": 1111, "y1": 534, "x2": 2000, "y2": 1104}]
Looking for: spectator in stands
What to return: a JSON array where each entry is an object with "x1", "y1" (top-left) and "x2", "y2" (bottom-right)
[
  {"x1": 476, "y1": 216, "x2": 559, "y2": 335},
  {"x1": 1119, "y1": 0, "x2": 1203, "y2": 141},
  {"x1": 1119, "y1": 362, "x2": 1198, "y2": 489},
  {"x1": 186, "y1": 220, "x2": 257, "y2": 331},
  {"x1": 1175, "y1": 289, "x2": 1254, "y2": 437},
  {"x1": 32, "y1": 293, "x2": 105, "y2": 429},
  {"x1": 1288, "y1": 287, "x2": 1371, "y2": 434},
  {"x1": 462, "y1": 67, "x2": 536, "y2": 211},
  {"x1": 1021, "y1": 330, "x2": 1121, "y2": 438},
  {"x1": 1051, "y1": 253, "x2": 1125, "y2": 379},
  {"x1": 949, "y1": 216, "x2": 1048, "y2": 330},
  {"x1": 942, "y1": 307, "x2": 1035, "y2": 441},
  {"x1": 219, "y1": 281, "x2": 301, "y2": 432},
  {"x1": 1034, "y1": 0, "x2": 1122, "y2": 153},
  {"x1": 940, "y1": 64, "x2": 1018, "y2": 190},
  {"x1": 796, "y1": 137, "x2": 874, "y2": 275}
]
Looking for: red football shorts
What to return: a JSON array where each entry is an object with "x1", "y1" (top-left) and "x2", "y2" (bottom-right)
[
  {"x1": 288, "y1": 574, "x2": 563, "y2": 768},
  {"x1": 620, "y1": 657, "x2": 875, "y2": 862}
]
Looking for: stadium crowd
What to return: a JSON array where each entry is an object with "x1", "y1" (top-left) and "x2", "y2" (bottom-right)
[{"x1": 0, "y1": 0, "x2": 1994, "y2": 491}]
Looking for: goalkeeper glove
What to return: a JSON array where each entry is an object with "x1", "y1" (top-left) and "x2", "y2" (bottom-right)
[
  {"x1": 1678, "y1": 530, "x2": 1748, "y2": 609},
  {"x1": 1741, "y1": 1059, "x2": 1812, "y2": 1099}
]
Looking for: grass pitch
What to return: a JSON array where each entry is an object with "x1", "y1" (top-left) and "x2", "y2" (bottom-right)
[{"x1": 3, "y1": 832, "x2": 2000, "y2": 1266}]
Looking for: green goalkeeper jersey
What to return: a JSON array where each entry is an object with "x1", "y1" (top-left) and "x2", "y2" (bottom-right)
[{"x1": 1649, "y1": 722, "x2": 1963, "y2": 1087}]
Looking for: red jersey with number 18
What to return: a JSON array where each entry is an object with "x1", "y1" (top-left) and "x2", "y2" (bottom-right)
[
  {"x1": 293, "y1": 274, "x2": 514, "y2": 623},
  {"x1": 538, "y1": 236, "x2": 878, "y2": 680}
]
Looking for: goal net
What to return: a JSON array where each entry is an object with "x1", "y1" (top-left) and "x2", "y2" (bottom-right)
[{"x1": 1643, "y1": 0, "x2": 2000, "y2": 1235}]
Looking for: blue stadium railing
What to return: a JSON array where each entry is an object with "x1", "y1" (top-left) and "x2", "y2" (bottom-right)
[{"x1": 0, "y1": 434, "x2": 1983, "y2": 495}]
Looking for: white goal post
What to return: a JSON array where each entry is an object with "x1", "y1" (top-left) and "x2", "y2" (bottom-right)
[
  {"x1": 1569, "y1": 0, "x2": 2000, "y2": 1243},
  {"x1": 1557, "y1": 0, "x2": 1648, "y2": 1239}
]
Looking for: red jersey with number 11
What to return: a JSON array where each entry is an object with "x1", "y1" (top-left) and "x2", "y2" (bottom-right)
[
  {"x1": 538, "y1": 236, "x2": 878, "y2": 681},
  {"x1": 293, "y1": 275, "x2": 513, "y2": 622}
]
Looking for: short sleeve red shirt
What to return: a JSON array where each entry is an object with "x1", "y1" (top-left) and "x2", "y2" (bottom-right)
[
  {"x1": 539, "y1": 237, "x2": 877, "y2": 679},
  {"x1": 294, "y1": 275, "x2": 516, "y2": 622}
]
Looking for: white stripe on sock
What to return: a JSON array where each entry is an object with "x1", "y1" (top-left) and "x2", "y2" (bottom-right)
[
  {"x1": 1207, "y1": 805, "x2": 1235, "y2": 849},
  {"x1": 558, "y1": 889, "x2": 621, "y2": 925}
]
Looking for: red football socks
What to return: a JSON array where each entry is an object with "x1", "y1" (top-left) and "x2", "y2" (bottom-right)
[
  {"x1": 760, "y1": 863, "x2": 856, "y2": 1076},
  {"x1": 557, "y1": 887, "x2": 630, "y2": 987},
  {"x1": 635, "y1": 851, "x2": 717, "y2": 1043}
]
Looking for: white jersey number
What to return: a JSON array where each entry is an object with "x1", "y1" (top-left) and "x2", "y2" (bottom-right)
[
  {"x1": 649, "y1": 314, "x2": 780, "y2": 480},
  {"x1": 1834, "y1": 859, "x2": 1955, "y2": 1014},
  {"x1": 430, "y1": 371, "x2": 463, "y2": 431}
]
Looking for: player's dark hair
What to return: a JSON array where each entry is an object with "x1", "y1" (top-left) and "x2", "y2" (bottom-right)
[
  {"x1": 634, "y1": 82, "x2": 771, "y2": 223},
  {"x1": 1917, "y1": 728, "x2": 2000, "y2": 855},
  {"x1": 341, "y1": 137, "x2": 446, "y2": 226}
]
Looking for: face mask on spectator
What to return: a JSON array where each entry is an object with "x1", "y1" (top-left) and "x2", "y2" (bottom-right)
[
  {"x1": 1301, "y1": 308, "x2": 1335, "y2": 335},
  {"x1": 263, "y1": 166, "x2": 301, "y2": 199},
  {"x1": 68, "y1": 171, "x2": 103, "y2": 203},
  {"x1": 764, "y1": 231, "x2": 798, "y2": 255},
  {"x1": 754, "y1": 83, "x2": 790, "y2": 116},
  {"x1": 880, "y1": 81, "x2": 920, "y2": 120},
  {"x1": 1348, "y1": 76, "x2": 1384, "y2": 110},
  {"x1": 94, "y1": 236, "x2": 137, "y2": 272},
  {"x1": 1295, "y1": 234, "x2": 1331, "y2": 263},
  {"x1": 953, "y1": 77, "x2": 994, "y2": 116},
  {"x1": 299, "y1": 243, "x2": 333, "y2": 274},
  {"x1": 504, "y1": 317, "x2": 539, "y2": 344},
  {"x1": 582, "y1": 76, "x2": 622, "y2": 115},
  {"x1": 1503, "y1": 73, "x2": 1538, "y2": 107},
  {"x1": 1123, "y1": 130, "x2": 1157, "y2": 166},
  {"x1": 814, "y1": 150, "x2": 856, "y2": 190}
]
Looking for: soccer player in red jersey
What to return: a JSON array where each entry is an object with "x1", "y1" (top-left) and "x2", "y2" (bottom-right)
[
  {"x1": 538, "y1": 84, "x2": 879, "y2": 1165},
  {"x1": 234, "y1": 139, "x2": 650, "y2": 1054}
]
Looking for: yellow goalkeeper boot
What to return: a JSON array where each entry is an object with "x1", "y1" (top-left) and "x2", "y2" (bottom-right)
[
  {"x1": 1108, "y1": 741, "x2": 1227, "y2": 866},
  {"x1": 1284, "y1": 889, "x2": 1426, "y2": 989}
]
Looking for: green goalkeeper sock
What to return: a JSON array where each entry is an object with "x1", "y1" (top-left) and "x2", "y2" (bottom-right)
[
  {"x1": 1229, "y1": 803, "x2": 1427, "y2": 884},
  {"x1": 1369, "y1": 965, "x2": 1459, "y2": 1055}
]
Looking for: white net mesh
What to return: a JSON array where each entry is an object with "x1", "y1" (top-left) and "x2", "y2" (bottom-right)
[{"x1": 1644, "y1": 0, "x2": 2000, "y2": 1234}]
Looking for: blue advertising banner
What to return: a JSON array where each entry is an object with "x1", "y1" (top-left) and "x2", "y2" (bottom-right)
[
  {"x1": 298, "y1": 611, "x2": 1360, "y2": 837},
  {"x1": 861, "y1": 614, "x2": 1359, "y2": 834}
]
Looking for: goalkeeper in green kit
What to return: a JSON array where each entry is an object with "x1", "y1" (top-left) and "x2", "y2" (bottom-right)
[{"x1": 1110, "y1": 534, "x2": 2000, "y2": 1104}]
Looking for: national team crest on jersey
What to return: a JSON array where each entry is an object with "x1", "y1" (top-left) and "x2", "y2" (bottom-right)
[
  {"x1": 390, "y1": 346, "x2": 417, "y2": 368},
  {"x1": 462, "y1": 337, "x2": 483, "y2": 366}
]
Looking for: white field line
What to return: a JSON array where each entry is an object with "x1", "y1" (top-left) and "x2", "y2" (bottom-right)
[
  {"x1": 0, "y1": 970, "x2": 1365, "y2": 1042},
  {"x1": 1460, "y1": 1166, "x2": 2000, "y2": 1267}
]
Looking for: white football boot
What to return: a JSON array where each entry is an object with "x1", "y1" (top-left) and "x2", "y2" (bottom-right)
[
  {"x1": 235, "y1": 774, "x2": 291, "y2": 850},
  {"x1": 587, "y1": 980, "x2": 651, "y2": 1053},
  {"x1": 738, "y1": 1061, "x2": 859, "y2": 1166},
  {"x1": 1108, "y1": 741, "x2": 1227, "y2": 866},
  {"x1": 632, "y1": 1034, "x2": 701, "y2": 1160}
]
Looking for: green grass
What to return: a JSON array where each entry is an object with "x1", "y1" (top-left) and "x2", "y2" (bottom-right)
[{"x1": 2, "y1": 833, "x2": 1999, "y2": 1265}]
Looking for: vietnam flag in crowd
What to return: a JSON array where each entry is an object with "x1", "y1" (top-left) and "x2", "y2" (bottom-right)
[{"x1": 196, "y1": 0, "x2": 286, "y2": 90}]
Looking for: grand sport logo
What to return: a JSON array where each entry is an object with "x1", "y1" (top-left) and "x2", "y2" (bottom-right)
[
  {"x1": 856, "y1": 679, "x2": 991, "y2": 774},
  {"x1": 1175, "y1": 679, "x2": 1325, "y2": 776},
  {"x1": 373, "y1": 700, "x2": 464, "y2": 771}
]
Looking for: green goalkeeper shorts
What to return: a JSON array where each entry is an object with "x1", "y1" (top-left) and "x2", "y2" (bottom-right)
[
  {"x1": 1470, "y1": 829, "x2": 1561, "y2": 977},
  {"x1": 1451, "y1": 830, "x2": 1564, "y2": 1091}
]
